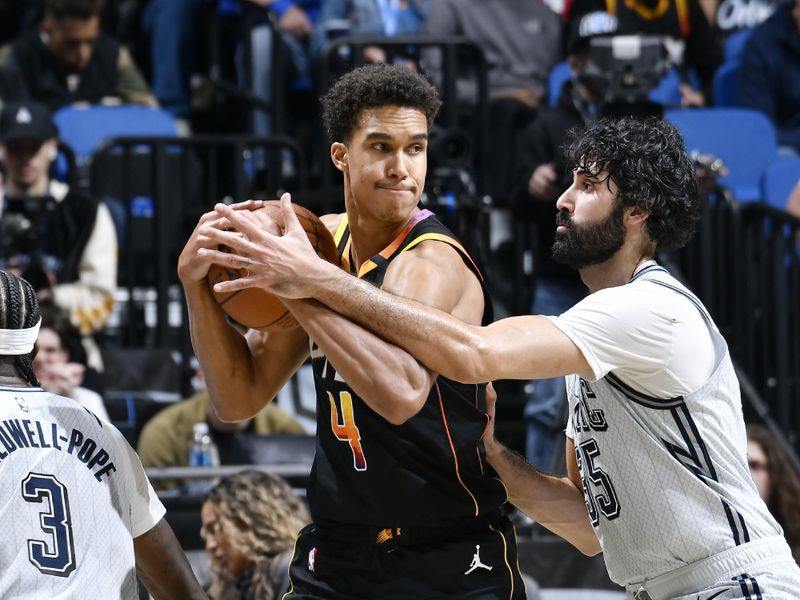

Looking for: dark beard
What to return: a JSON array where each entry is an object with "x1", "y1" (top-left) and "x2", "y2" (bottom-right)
[{"x1": 551, "y1": 202, "x2": 626, "y2": 270}]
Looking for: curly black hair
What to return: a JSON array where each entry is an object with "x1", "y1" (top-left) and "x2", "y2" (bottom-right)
[
  {"x1": 321, "y1": 63, "x2": 442, "y2": 144},
  {"x1": 563, "y1": 117, "x2": 700, "y2": 251},
  {"x1": 45, "y1": 0, "x2": 105, "y2": 20}
]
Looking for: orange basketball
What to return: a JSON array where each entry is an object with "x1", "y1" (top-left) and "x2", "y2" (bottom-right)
[{"x1": 206, "y1": 201, "x2": 339, "y2": 332}]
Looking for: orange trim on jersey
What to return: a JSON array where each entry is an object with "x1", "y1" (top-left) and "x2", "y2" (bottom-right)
[
  {"x1": 333, "y1": 215, "x2": 352, "y2": 273},
  {"x1": 676, "y1": 0, "x2": 690, "y2": 38},
  {"x1": 436, "y1": 380, "x2": 480, "y2": 515},
  {"x1": 490, "y1": 523, "x2": 518, "y2": 600},
  {"x1": 605, "y1": 0, "x2": 617, "y2": 14},
  {"x1": 399, "y1": 233, "x2": 484, "y2": 282},
  {"x1": 333, "y1": 214, "x2": 349, "y2": 244},
  {"x1": 355, "y1": 210, "x2": 432, "y2": 278}
]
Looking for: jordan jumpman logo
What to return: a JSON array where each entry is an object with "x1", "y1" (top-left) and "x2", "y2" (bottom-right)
[{"x1": 464, "y1": 544, "x2": 493, "y2": 575}]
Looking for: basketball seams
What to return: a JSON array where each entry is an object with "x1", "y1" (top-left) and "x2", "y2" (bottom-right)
[{"x1": 207, "y1": 201, "x2": 336, "y2": 332}]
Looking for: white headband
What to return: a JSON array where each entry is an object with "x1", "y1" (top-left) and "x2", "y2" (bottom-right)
[{"x1": 0, "y1": 318, "x2": 41, "y2": 355}]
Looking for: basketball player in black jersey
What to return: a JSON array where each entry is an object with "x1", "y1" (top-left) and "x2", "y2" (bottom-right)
[{"x1": 179, "y1": 64, "x2": 527, "y2": 599}]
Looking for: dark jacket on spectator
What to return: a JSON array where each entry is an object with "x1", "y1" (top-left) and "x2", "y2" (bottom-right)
[
  {"x1": 510, "y1": 81, "x2": 587, "y2": 284},
  {"x1": 2, "y1": 30, "x2": 119, "y2": 111},
  {"x1": 738, "y1": 3, "x2": 800, "y2": 152}
]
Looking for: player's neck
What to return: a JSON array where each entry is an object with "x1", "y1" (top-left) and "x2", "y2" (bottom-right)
[
  {"x1": 346, "y1": 211, "x2": 418, "y2": 272},
  {"x1": 0, "y1": 362, "x2": 31, "y2": 387},
  {"x1": 579, "y1": 245, "x2": 651, "y2": 294}
]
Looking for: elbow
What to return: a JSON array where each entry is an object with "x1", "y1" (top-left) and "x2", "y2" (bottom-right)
[
  {"x1": 450, "y1": 335, "x2": 492, "y2": 384},
  {"x1": 576, "y1": 537, "x2": 603, "y2": 557},
  {"x1": 382, "y1": 389, "x2": 428, "y2": 426},
  {"x1": 206, "y1": 391, "x2": 257, "y2": 423}
]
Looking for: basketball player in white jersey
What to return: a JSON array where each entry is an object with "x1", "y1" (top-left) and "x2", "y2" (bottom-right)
[
  {"x1": 0, "y1": 271, "x2": 206, "y2": 599},
  {"x1": 204, "y1": 117, "x2": 800, "y2": 599}
]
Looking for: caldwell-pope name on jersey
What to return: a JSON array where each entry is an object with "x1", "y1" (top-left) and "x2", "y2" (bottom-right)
[{"x1": 0, "y1": 415, "x2": 117, "y2": 481}]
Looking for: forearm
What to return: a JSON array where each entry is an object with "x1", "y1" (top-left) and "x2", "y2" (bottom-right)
[
  {"x1": 309, "y1": 263, "x2": 488, "y2": 383},
  {"x1": 183, "y1": 282, "x2": 262, "y2": 420},
  {"x1": 487, "y1": 442, "x2": 601, "y2": 555},
  {"x1": 134, "y1": 519, "x2": 207, "y2": 599},
  {"x1": 286, "y1": 298, "x2": 432, "y2": 424}
]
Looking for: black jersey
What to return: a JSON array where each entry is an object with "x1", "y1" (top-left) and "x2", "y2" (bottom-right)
[{"x1": 307, "y1": 210, "x2": 507, "y2": 528}]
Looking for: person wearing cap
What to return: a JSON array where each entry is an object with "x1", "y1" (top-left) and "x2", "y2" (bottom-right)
[
  {"x1": 0, "y1": 100, "x2": 117, "y2": 348},
  {"x1": 0, "y1": 269, "x2": 207, "y2": 600},
  {"x1": 509, "y1": 11, "x2": 618, "y2": 471},
  {"x1": 564, "y1": 0, "x2": 722, "y2": 106},
  {"x1": 0, "y1": 0, "x2": 157, "y2": 112}
]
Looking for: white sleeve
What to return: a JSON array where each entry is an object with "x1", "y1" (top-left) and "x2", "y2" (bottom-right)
[
  {"x1": 117, "y1": 433, "x2": 166, "y2": 538},
  {"x1": 546, "y1": 284, "x2": 675, "y2": 384}
]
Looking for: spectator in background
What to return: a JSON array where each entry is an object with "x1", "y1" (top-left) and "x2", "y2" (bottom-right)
[
  {"x1": 0, "y1": 0, "x2": 157, "y2": 112},
  {"x1": 226, "y1": 0, "x2": 320, "y2": 138},
  {"x1": 0, "y1": 101, "x2": 116, "y2": 367},
  {"x1": 738, "y1": 0, "x2": 800, "y2": 156},
  {"x1": 422, "y1": 0, "x2": 562, "y2": 204},
  {"x1": 311, "y1": 0, "x2": 431, "y2": 62},
  {"x1": 509, "y1": 12, "x2": 624, "y2": 468},
  {"x1": 137, "y1": 366, "x2": 305, "y2": 490},
  {"x1": 140, "y1": 0, "x2": 206, "y2": 122},
  {"x1": 201, "y1": 470, "x2": 310, "y2": 600},
  {"x1": 33, "y1": 301, "x2": 110, "y2": 421},
  {"x1": 747, "y1": 424, "x2": 800, "y2": 564},
  {"x1": 564, "y1": 0, "x2": 723, "y2": 107}
]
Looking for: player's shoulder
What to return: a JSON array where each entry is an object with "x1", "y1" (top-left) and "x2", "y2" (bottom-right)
[
  {"x1": 393, "y1": 236, "x2": 474, "y2": 281},
  {"x1": 320, "y1": 213, "x2": 344, "y2": 238}
]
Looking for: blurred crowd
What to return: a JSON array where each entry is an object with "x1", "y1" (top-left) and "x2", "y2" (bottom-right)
[{"x1": 0, "y1": 2, "x2": 798, "y2": 591}]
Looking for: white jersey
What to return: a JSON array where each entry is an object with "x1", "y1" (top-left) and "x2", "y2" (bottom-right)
[
  {"x1": 551, "y1": 262, "x2": 782, "y2": 587},
  {"x1": 0, "y1": 386, "x2": 166, "y2": 599}
]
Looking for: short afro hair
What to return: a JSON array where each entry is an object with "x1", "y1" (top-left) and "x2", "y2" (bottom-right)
[
  {"x1": 563, "y1": 117, "x2": 700, "y2": 251},
  {"x1": 45, "y1": 0, "x2": 105, "y2": 20},
  {"x1": 321, "y1": 63, "x2": 442, "y2": 144}
]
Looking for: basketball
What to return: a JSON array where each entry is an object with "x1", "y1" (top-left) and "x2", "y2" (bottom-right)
[{"x1": 206, "y1": 201, "x2": 338, "y2": 332}]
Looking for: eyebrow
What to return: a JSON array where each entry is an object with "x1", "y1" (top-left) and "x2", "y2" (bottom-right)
[
  {"x1": 365, "y1": 132, "x2": 429, "y2": 141},
  {"x1": 573, "y1": 168, "x2": 602, "y2": 181}
]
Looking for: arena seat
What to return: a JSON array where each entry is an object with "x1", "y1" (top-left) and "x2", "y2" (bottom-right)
[
  {"x1": 666, "y1": 107, "x2": 778, "y2": 201},
  {"x1": 53, "y1": 104, "x2": 177, "y2": 163},
  {"x1": 548, "y1": 61, "x2": 572, "y2": 108},
  {"x1": 712, "y1": 60, "x2": 740, "y2": 107},
  {"x1": 760, "y1": 158, "x2": 800, "y2": 211}
]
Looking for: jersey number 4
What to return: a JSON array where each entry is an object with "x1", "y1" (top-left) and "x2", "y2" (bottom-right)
[
  {"x1": 576, "y1": 439, "x2": 621, "y2": 526},
  {"x1": 22, "y1": 472, "x2": 77, "y2": 577},
  {"x1": 328, "y1": 391, "x2": 367, "y2": 471}
]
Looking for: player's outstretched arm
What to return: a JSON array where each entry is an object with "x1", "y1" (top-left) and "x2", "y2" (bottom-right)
[
  {"x1": 178, "y1": 204, "x2": 309, "y2": 421},
  {"x1": 483, "y1": 384, "x2": 601, "y2": 556},
  {"x1": 134, "y1": 518, "x2": 208, "y2": 599},
  {"x1": 200, "y1": 197, "x2": 484, "y2": 423},
  {"x1": 205, "y1": 196, "x2": 590, "y2": 384}
]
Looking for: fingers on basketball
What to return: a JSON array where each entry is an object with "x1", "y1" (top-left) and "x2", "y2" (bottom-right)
[{"x1": 206, "y1": 201, "x2": 338, "y2": 332}]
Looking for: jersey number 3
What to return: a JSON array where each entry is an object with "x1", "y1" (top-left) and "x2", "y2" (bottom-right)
[
  {"x1": 328, "y1": 391, "x2": 367, "y2": 471},
  {"x1": 22, "y1": 472, "x2": 77, "y2": 577}
]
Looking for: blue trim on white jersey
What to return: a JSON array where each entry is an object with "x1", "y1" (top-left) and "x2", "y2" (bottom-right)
[
  {"x1": 629, "y1": 263, "x2": 669, "y2": 283},
  {"x1": 605, "y1": 372, "x2": 684, "y2": 408},
  {"x1": 734, "y1": 572, "x2": 762, "y2": 599},
  {"x1": 0, "y1": 386, "x2": 45, "y2": 392}
]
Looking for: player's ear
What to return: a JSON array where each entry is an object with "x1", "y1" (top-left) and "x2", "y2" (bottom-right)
[
  {"x1": 627, "y1": 205, "x2": 650, "y2": 225},
  {"x1": 331, "y1": 142, "x2": 348, "y2": 173}
]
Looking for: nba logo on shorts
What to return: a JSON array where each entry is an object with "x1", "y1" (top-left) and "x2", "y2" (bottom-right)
[{"x1": 308, "y1": 547, "x2": 317, "y2": 572}]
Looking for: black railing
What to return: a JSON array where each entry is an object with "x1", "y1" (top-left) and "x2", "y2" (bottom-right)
[
  {"x1": 669, "y1": 189, "x2": 800, "y2": 467},
  {"x1": 90, "y1": 135, "x2": 306, "y2": 360}
]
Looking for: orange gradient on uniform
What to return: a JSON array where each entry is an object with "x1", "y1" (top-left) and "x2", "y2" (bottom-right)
[{"x1": 328, "y1": 391, "x2": 367, "y2": 471}]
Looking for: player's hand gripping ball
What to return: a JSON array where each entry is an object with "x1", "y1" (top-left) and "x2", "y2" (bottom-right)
[{"x1": 206, "y1": 201, "x2": 338, "y2": 332}]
